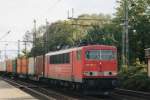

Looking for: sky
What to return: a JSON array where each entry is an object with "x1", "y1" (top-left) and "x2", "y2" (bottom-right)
[{"x1": 0, "y1": 0, "x2": 117, "y2": 60}]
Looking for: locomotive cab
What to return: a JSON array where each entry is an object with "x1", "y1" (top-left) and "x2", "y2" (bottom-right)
[{"x1": 82, "y1": 45, "x2": 118, "y2": 94}]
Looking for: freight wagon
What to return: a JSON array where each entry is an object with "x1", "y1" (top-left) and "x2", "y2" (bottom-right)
[
  {"x1": 35, "y1": 55, "x2": 45, "y2": 80},
  {"x1": 17, "y1": 57, "x2": 28, "y2": 78},
  {"x1": 28, "y1": 57, "x2": 35, "y2": 79},
  {"x1": 6, "y1": 59, "x2": 13, "y2": 73},
  {"x1": 0, "y1": 61, "x2": 6, "y2": 74},
  {"x1": 12, "y1": 59, "x2": 17, "y2": 74},
  {"x1": 28, "y1": 56, "x2": 44, "y2": 80}
]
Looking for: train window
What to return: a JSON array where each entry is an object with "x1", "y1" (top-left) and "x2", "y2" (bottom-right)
[
  {"x1": 58, "y1": 54, "x2": 64, "y2": 64},
  {"x1": 101, "y1": 50, "x2": 113, "y2": 60},
  {"x1": 86, "y1": 50, "x2": 116, "y2": 60},
  {"x1": 63, "y1": 54, "x2": 66, "y2": 63},
  {"x1": 57, "y1": 55, "x2": 60, "y2": 64},
  {"x1": 77, "y1": 50, "x2": 81, "y2": 60},
  {"x1": 50, "y1": 56, "x2": 52, "y2": 63},
  {"x1": 49, "y1": 53, "x2": 70, "y2": 64},
  {"x1": 113, "y1": 52, "x2": 117, "y2": 59},
  {"x1": 86, "y1": 50, "x2": 100, "y2": 59},
  {"x1": 65, "y1": 53, "x2": 70, "y2": 63},
  {"x1": 56, "y1": 55, "x2": 59, "y2": 64}
]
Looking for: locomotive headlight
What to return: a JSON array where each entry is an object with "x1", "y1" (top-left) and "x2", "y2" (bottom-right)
[
  {"x1": 112, "y1": 72, "x2": 118, "y2": 75},
  {"x1": 103, "y1": 71, "x2": 117, "y2": 76},
  {"x1": 99, "y1": 62, "x2": 102, "y2": 65},
  {"x1": 83, "y1": 71, "x2": 117, "y2": 76},
  {"x1": 85, "y1": 64, "x2": 95, "y2": 67},
  {"x1": 83, "y1": 71, "x2": 99, "y2": 76},
  {"x1": 85, "y1": 64, "x2": 90, "y2": 66},
  {"x1": 83, "y1": 72, "x2": 89, "y2": 76}
]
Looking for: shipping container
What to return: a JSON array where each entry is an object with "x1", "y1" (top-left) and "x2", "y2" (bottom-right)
[
  {"x1": 0, "y1": 61, "x2": 6, "y2": 72},
  {"x1": 17, "y1": 59, "x2": 21, "y2": 74},
  {"x1": 21, "y1": 57, "x2": 28, "y2": 74},
  {"x1": 6, "y1": 59, "x2": 13, "y2": 73},
  {"x1": 28, "y1": 57, "x2": 35, "y2": 75},
  {"x1": 12, "y1": 59, "x2": 17, "y2": 73},
  {"x1": 35, "y1": 55, "x2": 44, "y2": 78},
  {"x1": 17, "y1": 57, "x2": 28, "y2": 75}
]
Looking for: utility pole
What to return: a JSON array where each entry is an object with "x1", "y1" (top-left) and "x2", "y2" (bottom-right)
[
  {"x1": 33, "y1": 19, "x2": 37, "y2": 46},
  {"x1": 0, "y1": 50, "x2": 1, "y2": 60},
  {"x1": 24, "y1": 41, "x2": 27, "y2": 56},
  {"x1": 4, "y1": 43, "x2": 8, "y2": 60},
  {"x1": 33, "y1": 19, "x2": 36, "y2": 56},
  {"x1": 122, "y1": 0, "x2": 129, "y2": 68},
  {"x1": 18, "y1": 40, "x2": 20, "y2": 57},
  {"x1": 45, "y1": 19, "x2": 49, "y2": 53},
  {"x1": 125, "y1": 0, "x2": 129, "y2": 67},
  {"x1": 72, "y1": 8, "x2": 74, "y2": 18}
]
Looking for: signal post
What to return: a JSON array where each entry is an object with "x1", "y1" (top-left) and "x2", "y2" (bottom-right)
[{"x1": 145, "y1": 48, "x2": 150, "y2": 77}]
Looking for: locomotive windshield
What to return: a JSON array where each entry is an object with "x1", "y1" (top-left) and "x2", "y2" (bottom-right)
[{"x1": 86, "y1": 50, "x2": 116, "y2": 60}]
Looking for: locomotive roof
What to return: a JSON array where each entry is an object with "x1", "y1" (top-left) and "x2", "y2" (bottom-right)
[
  {"x1": 46, "y1": 45, "x2": 116, "y2": 56},
  {"x1": 46, "y1": 47, "x2": 82, "y2": 56}
]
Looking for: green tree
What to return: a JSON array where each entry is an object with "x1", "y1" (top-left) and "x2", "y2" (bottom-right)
[
  {"x1": 84, "y1": 24, "x2": 117, "y2": 45},
  {"x1": 115, "y1": 0, "x2": 150, "y2": 63},
  {"x1": 29, "y1": 14, "x2": 120, "y2": 56}
]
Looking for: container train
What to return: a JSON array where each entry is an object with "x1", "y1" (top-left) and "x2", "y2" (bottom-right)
[{"x1": 0, "y1": 45, "x2": 118, "y2": 95}]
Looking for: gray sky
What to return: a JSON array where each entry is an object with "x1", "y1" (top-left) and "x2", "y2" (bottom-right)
[{"x1": 0, "y1": 0, "x2": 117, "y2": 60}]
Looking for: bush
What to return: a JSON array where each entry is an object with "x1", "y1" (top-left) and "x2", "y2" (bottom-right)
[{"x1": 118, "y1": 61, "x2": 150, "y2": 91}]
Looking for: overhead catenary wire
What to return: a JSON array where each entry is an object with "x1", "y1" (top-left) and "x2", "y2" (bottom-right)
[
  {"x1": 0, "y1": 0, "x2": 63, "y2": 60},
  {"x1": 47, "y1": 0, "x2": 62, "y2": 12},
  {"x1": 0, "y1": 30, "x2": 11, "y2": 41},
  {"x1": 0, "y1": 40, "x2": 32, "y2": 60}
]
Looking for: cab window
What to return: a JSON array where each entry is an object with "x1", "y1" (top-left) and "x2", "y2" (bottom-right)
[{"x1": 86, "y1": 50, "x2": 116, "y2": 60}]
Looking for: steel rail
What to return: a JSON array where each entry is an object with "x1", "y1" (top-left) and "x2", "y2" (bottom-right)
[
  {"x1": 115, "y1": 88, "x2": 150, "y2": 100},
  {"x1": 2, "y1": 77, "x2": 110, "y2": 100}
]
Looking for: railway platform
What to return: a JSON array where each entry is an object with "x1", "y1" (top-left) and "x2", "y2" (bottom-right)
[{"x1": 0, "y1": 78, "x2": 38, "y2": 100}]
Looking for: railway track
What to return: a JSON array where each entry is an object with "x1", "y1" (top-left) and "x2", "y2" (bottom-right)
[
  {"x1": 2, "y1": 77, "x2": 110, "y2": 100},
  {"x1": 3, "y1": 76, "x2": 150, "y2": 100},
  {"x1": 112, "y1": 88, "x2": 150, "y2": 100}
]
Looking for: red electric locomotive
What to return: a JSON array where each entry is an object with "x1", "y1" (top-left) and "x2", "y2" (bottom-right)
[{"x1": 45, "y1": 45, "x2": 117, "y2": 94}]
